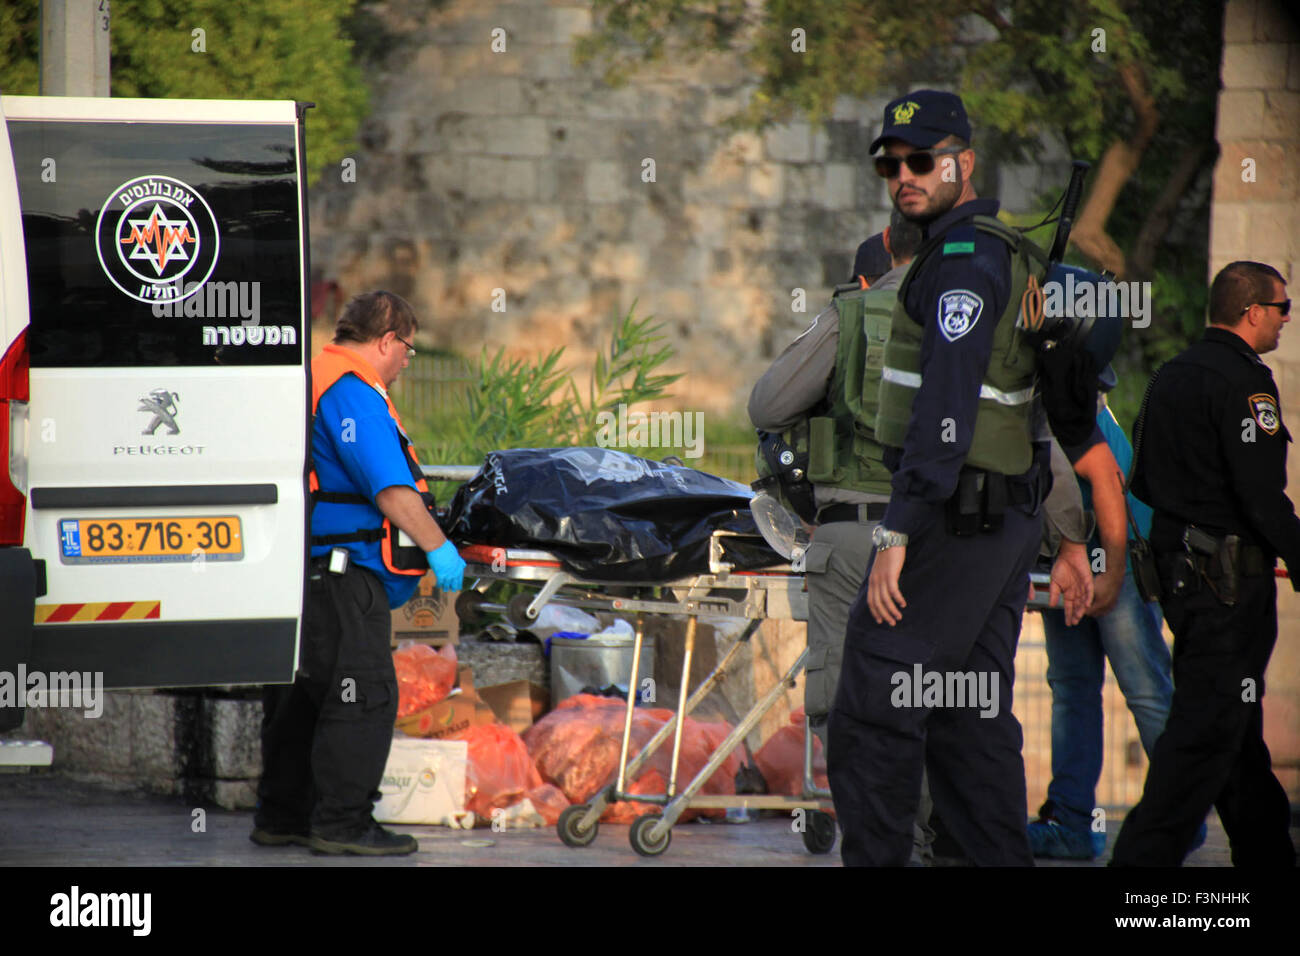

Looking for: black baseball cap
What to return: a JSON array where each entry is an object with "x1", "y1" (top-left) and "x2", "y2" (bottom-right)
[{"x1": 869, "y1": 90, "x2": 972, "y2": 153}]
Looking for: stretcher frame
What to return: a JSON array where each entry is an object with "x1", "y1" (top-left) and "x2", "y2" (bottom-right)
[
  {"x1": 456, "y1": 537, "x2": 837, "y2": 856},
  {"x1": 428, "y1": 465, "x2": 1064, "y2": 856}
]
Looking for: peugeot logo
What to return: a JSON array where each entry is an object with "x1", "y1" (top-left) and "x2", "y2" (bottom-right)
[{"x1": 138, "y1": 389, "x2": 181, "y2": 436}]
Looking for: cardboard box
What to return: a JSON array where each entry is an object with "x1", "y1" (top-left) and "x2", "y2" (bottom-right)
[
  {"x1": 394, "y1": 666, "x2": 498, "y2": 740},
  {"x1": 374, "y1": 736, "x2": 470, "y2": 826},
  {"x1": 478, "y1": 680, "x2": 550, "y2": 733},
  {"x1": 391, "y1": 573, "x2": 458, "y2": 646}
]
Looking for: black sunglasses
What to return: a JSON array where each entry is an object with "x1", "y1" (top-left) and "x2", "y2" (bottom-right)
[
  {"x1": 1242, "y1": 299, "x2": 1291, "y2": 317},
  {"x1": 873, "y1": 146, "x2": 966, "y2": 179}
]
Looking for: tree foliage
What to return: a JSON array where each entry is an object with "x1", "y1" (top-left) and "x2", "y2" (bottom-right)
[
  {"x1": 579, "y1": 2, "x2": 1227, "y2": 287},
  {"x1": 578, "y1": 0, "x2": 1224, "y2": 378},
  {"x1": 0, "y1": 0, "x2": 368, "y2": 184}
]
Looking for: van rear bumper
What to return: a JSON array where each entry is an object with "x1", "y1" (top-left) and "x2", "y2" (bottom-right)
[{"x1": 28, "y1": 619, "x2": 298, "y2": 689}]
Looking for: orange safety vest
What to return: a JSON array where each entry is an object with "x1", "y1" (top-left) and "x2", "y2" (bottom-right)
[{"x1": 309, "y1": 343, "x2": 432, "y2": 576}]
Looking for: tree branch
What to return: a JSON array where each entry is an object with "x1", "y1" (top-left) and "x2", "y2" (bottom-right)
[
  {"x1": 980, "y1": 1, "x2": 1012, "y2": 33},
  {"x1": 1070, "y1": 62, "x2": 1160, "y2": 277},
  {"x1": 1126, "y1": 141, "x2": 1213, "y2": 277}
]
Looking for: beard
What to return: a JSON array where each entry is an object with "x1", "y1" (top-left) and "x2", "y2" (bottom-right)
[{"x1": 893, "y1": 168, "x2": 963, "y2": 224}]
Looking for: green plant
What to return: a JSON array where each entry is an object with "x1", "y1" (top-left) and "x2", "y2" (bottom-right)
[{"x1": 408, "y1": 304, "x2": 683, "y2": 471}]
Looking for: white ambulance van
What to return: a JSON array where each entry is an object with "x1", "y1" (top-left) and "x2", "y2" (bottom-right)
[{"x1": 0, "y1": 96, "x2": 311, "y2": 729}]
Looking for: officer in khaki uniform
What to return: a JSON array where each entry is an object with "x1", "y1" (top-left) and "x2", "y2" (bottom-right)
[
  {"x1": 750, "y1": 208, "x2": 922, "y2": 745},
  {"x1": 750, "y1": 209, "x2": 934, "y2": 860}
]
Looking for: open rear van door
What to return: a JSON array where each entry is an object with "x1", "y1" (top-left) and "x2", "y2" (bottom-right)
[{"x1": 0, "y1": 96, "x2": 310, "y2": 691}]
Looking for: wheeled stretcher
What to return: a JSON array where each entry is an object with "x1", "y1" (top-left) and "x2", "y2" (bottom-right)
[
  {"x1": 453, "y1": 528, "x2": 1069, "y2": 858},
  {"x1": 454, "y1": 537, "x2": 840, "y2": 857},
  {"x1": 433, "y1": 463, "x2": 1074, "y2": 858}
]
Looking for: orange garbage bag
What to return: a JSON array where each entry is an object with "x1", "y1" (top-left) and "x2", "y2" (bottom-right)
[
  {"x1": 452, "y1": 723, "x2": 544, "y2": 821},
  {"x1": 393, "y1": 643, "x2": 457, "y2": 719},
  {"x1": 754, "y1": 706, "x2": 827, "y2": 796},
  {"x1": 524, "y1": 783, "x2": 570, "y2": 826},
  {"x1": 523, "y1": 694, "x2": 742, "y2": 822}
]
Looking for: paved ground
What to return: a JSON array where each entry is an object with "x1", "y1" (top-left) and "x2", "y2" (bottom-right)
[{"x1": 3, "y1": 771, "x2": 1285, "y2": 867}]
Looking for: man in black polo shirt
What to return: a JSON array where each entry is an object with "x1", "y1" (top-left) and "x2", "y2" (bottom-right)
[{"x1": 1112, "y1": 261, "x2": 1297, "y2": 867}]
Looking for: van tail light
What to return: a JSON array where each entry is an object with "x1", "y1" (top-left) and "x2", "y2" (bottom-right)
[{"x1": 1, "y1": 328, "x2": 30, "y2": 546}]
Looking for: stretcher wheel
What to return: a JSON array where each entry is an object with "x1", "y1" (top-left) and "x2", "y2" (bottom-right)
[
  {"x1": 507, "y1": 593, "x2": 539, "y2": 628},
  {"x1": 802, "y1": 810, "x2": 836, "y2": 855},
  {"x1": 455, "y1": 591, "x2": 486, "y2": 627},
  {"x1": 629, "y1": 813, "x2": 671, "y2": 857},
  {"x1": 557, "y1": 805, "x2": 599, "y2": 848}
]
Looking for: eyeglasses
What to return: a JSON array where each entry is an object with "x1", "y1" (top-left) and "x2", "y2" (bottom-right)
[
  {"x1": 393, "y1": 333, "x2": 416, "y2": 357},
  {"x1": 873, "y1": 146, "x2": 966, "y2": 179},
  {"x1": 1242, "y1": 300, "x2": 1291, "y2": 316}
]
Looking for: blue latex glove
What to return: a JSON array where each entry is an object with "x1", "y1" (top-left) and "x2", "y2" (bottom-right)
[{"x1": 426, "y1": 540, "x2": 466, "y2": 591}]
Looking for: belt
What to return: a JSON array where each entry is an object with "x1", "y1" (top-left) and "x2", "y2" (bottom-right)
[
  {"x1": 1156, "y1": 534, "x2": 1273, "y2": 577},
  {"x1": 815, "y1": 502, "x2": 888, "y2": 525},
  {"x1": 309, "y1": 552, "x2": 362, "y2": 575},
  {"x1": 954, "y1": 468, "x2": 1040, "y2": 505}
]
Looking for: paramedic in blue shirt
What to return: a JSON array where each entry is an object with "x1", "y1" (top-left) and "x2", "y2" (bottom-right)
[{"x1": 253, "y1": 290, "x2": 465, "y2": 856}]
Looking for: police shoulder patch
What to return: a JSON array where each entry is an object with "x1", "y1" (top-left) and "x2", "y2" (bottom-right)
[
  {"x1": 1248, "y1": 392, "x2": 1280, "y2": 435},
  {"x1": 942, "y1": 224, "x2": 976, "y2": 257},
  {"x1": 937, "y1": 289, "x2": 984, "y2": 342}
]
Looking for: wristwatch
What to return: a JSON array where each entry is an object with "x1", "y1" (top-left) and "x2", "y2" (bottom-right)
[{"x1": 871, "y1": 525, "x2": 909, "y2": 551}]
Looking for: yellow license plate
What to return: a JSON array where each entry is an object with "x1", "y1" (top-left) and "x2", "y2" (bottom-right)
[{"x1": 59, "y1": 516, "x2": 244, "y2": 564}]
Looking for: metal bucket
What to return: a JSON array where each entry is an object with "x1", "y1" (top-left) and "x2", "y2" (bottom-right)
[{"x1": 549, "y1": 632, "x2": 655, "y2": 705}]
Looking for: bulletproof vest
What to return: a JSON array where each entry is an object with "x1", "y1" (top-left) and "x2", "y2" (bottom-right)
[
  {"x1": 875, "y1": 215, "x2": 1043, "y2": 476},
  {"x1": 804, "y1": 281, "x2": 900, "y2": 495}
]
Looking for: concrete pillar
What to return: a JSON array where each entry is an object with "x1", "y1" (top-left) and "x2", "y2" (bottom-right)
[{"x1": 40, "y1": 0, "x2": 110, "y2": 97}]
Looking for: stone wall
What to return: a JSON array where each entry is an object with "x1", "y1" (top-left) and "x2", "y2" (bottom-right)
[
  {"x1": 1211, "y1": 0, "x2": 1300, "y2": 798},
  {"x1": 5, "y1": 690, "x2": 264, "y2": 809},
  {"x1": 309, "y1": 0, "x2": 1067, "y2": 416}
]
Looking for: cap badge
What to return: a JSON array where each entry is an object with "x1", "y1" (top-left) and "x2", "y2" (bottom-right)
[{"x1": 891, "y1": 101, "x2": 921, "y2": 125}]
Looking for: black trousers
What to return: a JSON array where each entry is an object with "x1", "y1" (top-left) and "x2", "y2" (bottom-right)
[
  {"x1": 1111, "y1": 566, "x2": 1295, "y2": 867},
  {"x1": 828, "y1": 503, "x2": 1042, "y2": 866},
  {"x1": 255, "y1": 563, "x2": 398, "y2": 838}
]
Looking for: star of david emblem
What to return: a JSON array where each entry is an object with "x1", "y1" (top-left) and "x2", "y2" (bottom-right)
[{"x1": 120, "y1": 203, "x2": 196, "y2": 276}]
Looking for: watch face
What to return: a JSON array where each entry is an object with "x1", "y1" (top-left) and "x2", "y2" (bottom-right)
[{"x1": 872, "y1": 525, "x2": 885, "y2": 546}]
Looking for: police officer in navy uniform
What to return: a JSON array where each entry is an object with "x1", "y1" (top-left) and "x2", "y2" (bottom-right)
[
  {"x1": 1112, "y1": 261, "x2": 1297, "y2": 867},
  {"x1": 826, "y1": 90, "x2": 1096, "y2": 866}
]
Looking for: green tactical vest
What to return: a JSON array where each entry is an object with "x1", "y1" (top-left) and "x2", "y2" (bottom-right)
[
  {"x1": 804, "y1": 280, "x2": 902, "y2": 496},
  {"x1": 875, "y1": 215, "x2": 1046, "y2": 476}
]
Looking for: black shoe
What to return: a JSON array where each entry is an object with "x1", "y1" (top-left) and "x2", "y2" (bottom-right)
[
  {"x1": 250, "y1": 827, "x2": 311, "y2": 848},
  {"x1": 309, "y1": 824, "x2": 418, "y2": 857}
]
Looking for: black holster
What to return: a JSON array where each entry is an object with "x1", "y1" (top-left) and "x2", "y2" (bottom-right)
[
  {"x1": 1130, "y1": 536, "x2": 1162, "y2": 603},
  {"x1": 945, "y1": 470, "x2": 1016, "y2": 536},
  {"x1": 1160, "y1": 526, "x2": 1263, "y2": 607}
]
